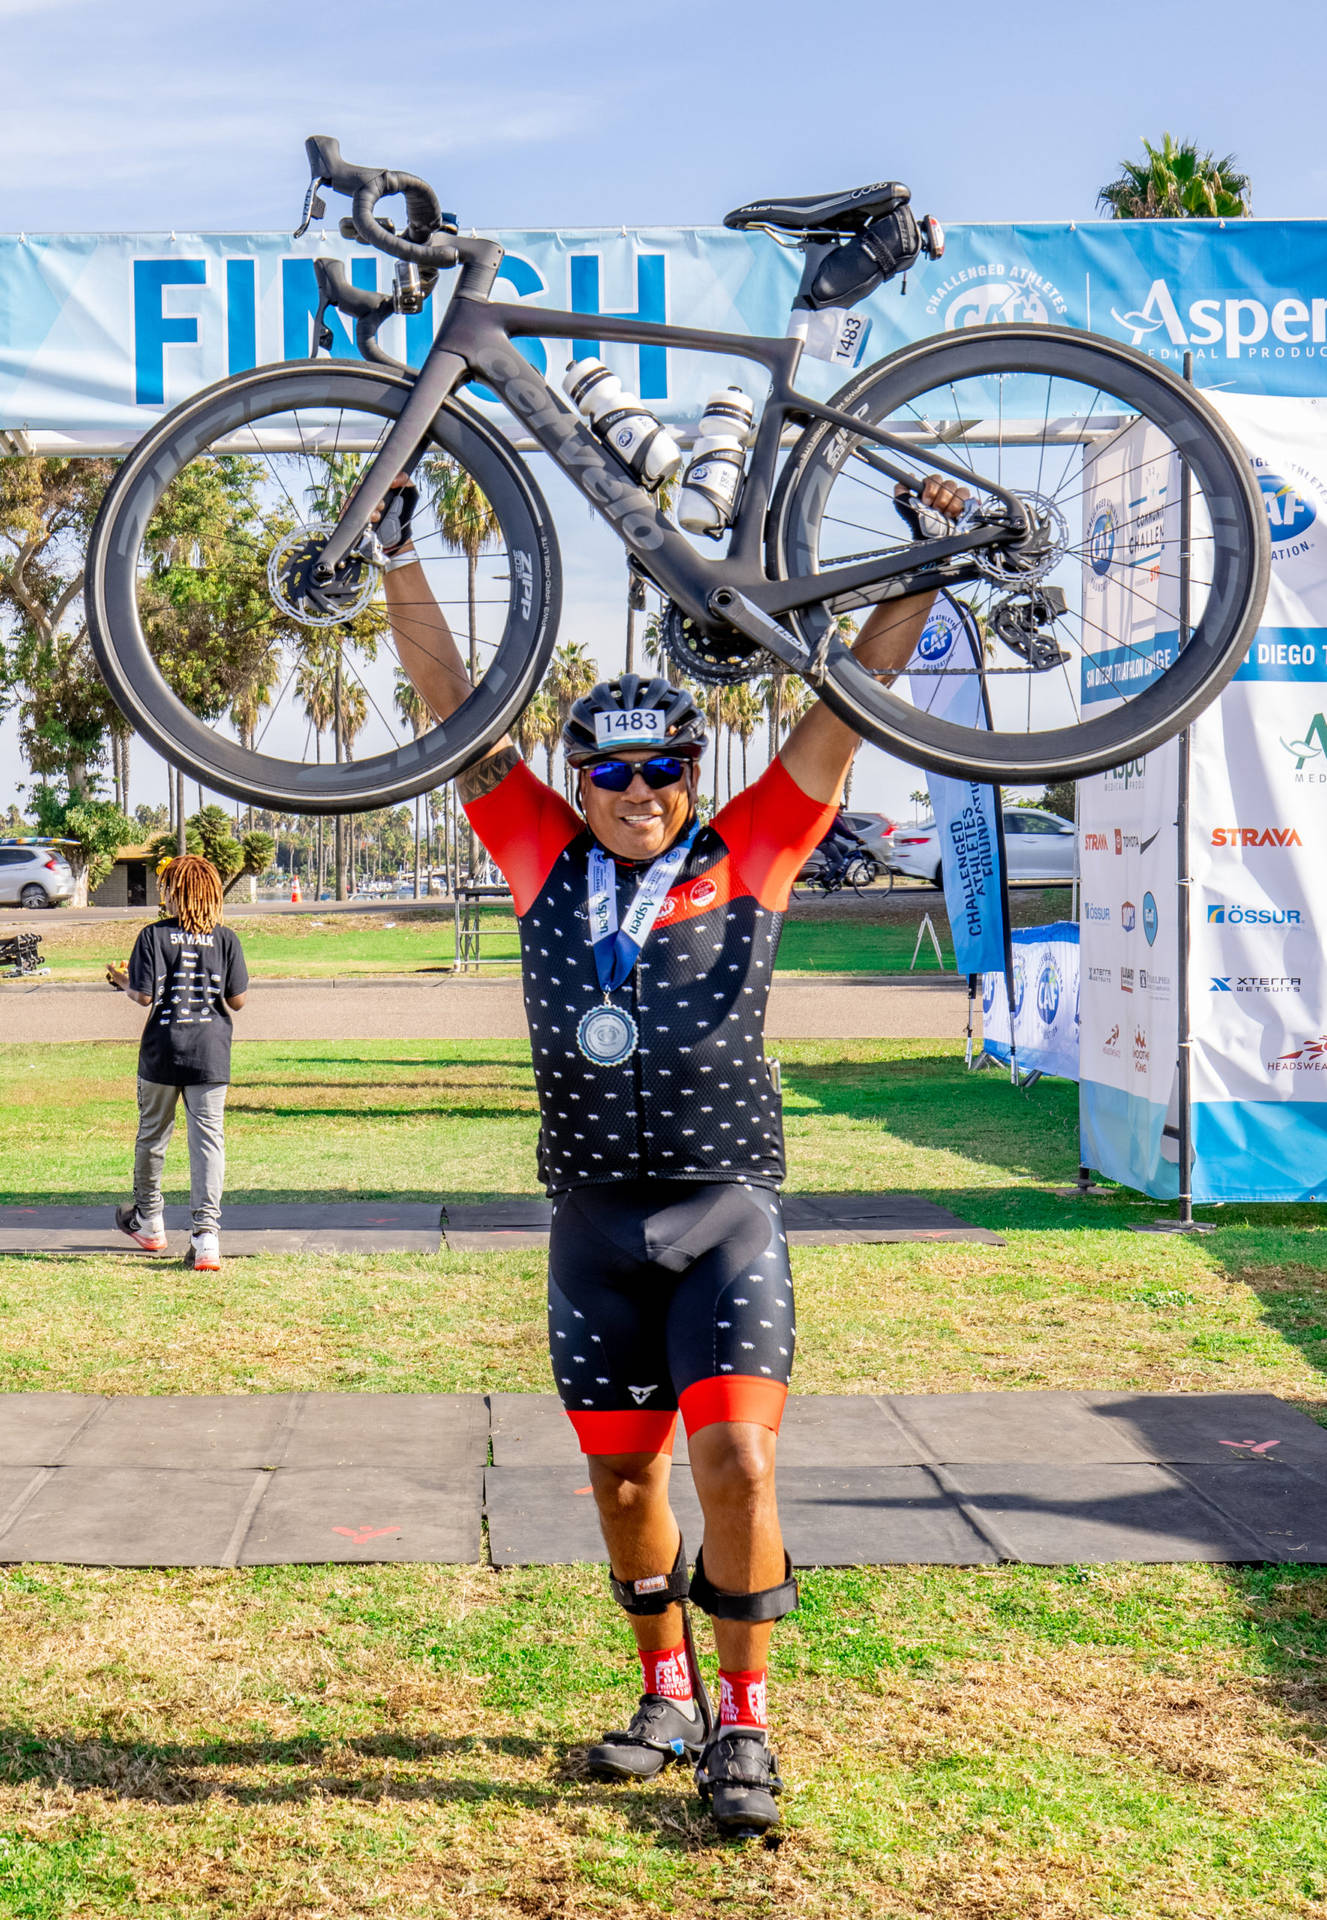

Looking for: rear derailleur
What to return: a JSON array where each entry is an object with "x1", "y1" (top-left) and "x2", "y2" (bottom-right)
[{"x1": 990, "y1": 585, "x2": 1071, "y2": 673}]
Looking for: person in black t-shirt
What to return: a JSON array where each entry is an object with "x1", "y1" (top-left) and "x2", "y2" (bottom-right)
[{"x1": 106, "y1": 855, "x2": 249, "y2": 1271}]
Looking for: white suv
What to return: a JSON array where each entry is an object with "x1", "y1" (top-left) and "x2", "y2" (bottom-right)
[{"x1": 0, "y1": 844, "x2": 75, "y2": 908}]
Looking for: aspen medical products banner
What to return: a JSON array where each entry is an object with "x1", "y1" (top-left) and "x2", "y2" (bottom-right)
[
  {"x1": 981, "y1": 923, "x2": 1080, "y2": 1080},
  {"x1": 11, "y1": 218, "x2": 1327, "y2": 443},
  {"x1": 1078, "y1": 395, "x2": 1327, "y2": 1203}
]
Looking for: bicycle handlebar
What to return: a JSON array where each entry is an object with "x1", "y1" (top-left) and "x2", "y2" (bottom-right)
[{"x1": 304, "y1": 134, "x2": 460, "y2": 270}]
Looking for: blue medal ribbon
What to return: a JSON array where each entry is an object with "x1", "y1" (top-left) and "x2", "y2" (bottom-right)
[{"x1": 587, "y1": 823, "x2": 699, "y2": 993}]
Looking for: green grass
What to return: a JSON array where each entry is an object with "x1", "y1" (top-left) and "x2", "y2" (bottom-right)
[
  {"x1": 0, "y1": 1036, "x2": 1324, "y2": 1914},
  {"x1": 18, "y1": 890, "x2": 1073, "y2": 979}
]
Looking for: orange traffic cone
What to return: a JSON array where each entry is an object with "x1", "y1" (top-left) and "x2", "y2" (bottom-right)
[{"x1": 290, "y1": 873, "x2": 302, "y2": 904}]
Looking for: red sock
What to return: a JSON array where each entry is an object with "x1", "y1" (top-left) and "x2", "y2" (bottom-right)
[
  {"x1": 719, "y1": 1667, "x2": 768, "y2": 1731},
  {"x1": 640, "y1": 1642, "x2": 693, "y2": 1703}
]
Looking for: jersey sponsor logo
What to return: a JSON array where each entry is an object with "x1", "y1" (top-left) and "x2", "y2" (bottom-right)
[
  {"x1": 1209, "y1": 825, "x2": 1303, "y2": 848},
  {"x1": 689, "y1": 876, "x2": 718, "y2": 909},
  {"x1": 627, "y1": 1383, "x2": 658, "y2": 1405}
]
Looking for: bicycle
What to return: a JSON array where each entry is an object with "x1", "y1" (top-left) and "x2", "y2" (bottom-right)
[{"x1": 87, "y1": 136, "x2": 1270, "y2": 814}]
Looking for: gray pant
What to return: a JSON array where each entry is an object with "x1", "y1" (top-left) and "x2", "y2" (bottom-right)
[{"x1": 133, "y1": 1078, "x2": 228, "y2": 1233}]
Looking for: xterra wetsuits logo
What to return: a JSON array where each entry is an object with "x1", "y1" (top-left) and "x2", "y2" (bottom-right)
[{"x1": 1110, "y1": 278, "x2": 1327, "y2": 364}]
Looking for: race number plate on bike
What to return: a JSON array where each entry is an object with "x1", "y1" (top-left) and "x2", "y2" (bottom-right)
[{"x1": 787, "y1": 306, "x2": 872, "y2": 368}]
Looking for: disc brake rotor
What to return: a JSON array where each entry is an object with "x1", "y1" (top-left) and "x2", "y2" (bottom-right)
[
  {"x1": 972, "y1": 491, "x2": 1070, "y2": 586},
  {"x1": 267, "y1": 522, "x2": 380, "y2": 629}
]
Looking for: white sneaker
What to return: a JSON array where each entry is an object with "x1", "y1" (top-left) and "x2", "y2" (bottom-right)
[
  {"x1": 186, "y1": 1231, "x2": 220, "y2": 1271},
  {"x1": 116, "y1": 1204, "x2": 167, "y2": 1252}
]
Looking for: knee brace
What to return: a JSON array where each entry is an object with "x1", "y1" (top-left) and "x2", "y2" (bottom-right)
[
  {"x1": 688, "y1": 1546, "x2": 799, "y2": 1623},
  {"x1": 609, "y1": 1535, "x2": 691, "y2": 1617}
]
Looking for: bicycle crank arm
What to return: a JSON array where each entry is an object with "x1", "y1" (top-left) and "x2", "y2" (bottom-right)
[{"x1": 707, "y1": 589, "x2": 816, "y2": 676}]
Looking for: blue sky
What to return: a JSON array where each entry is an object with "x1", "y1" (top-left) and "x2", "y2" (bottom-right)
[{"x1": 4, "y1": 0, "x2": 1325, "y2": 821}]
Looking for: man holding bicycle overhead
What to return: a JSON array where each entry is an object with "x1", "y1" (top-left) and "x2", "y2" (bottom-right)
[{"x1": 377, "y1": 473, "x2": 963, "y2": 1837}]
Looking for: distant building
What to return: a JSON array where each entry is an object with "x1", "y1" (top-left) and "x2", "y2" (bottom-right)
[{"x1": 90, "y1": 847, "x2": 161, "y2": 909}]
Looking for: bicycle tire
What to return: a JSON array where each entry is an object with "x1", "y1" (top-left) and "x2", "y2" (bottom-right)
[
  {"x1": 87, "y1": 362, "x2": 561, "y2": 813},
  {"x1": 772, "y1": 324, "x2": 1269, "y2": 783}
]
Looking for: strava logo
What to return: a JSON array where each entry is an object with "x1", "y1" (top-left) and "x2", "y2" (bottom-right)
[{"x1": 1209, "y1": 826, "x2": 1303, "y2": 849}]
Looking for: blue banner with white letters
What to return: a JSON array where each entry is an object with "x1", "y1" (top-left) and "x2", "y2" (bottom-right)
[{"x1": 8, "y1": 218, "x2": 1327, "y2": 443}]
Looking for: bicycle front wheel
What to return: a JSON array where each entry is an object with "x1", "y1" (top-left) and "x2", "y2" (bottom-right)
[
  {"x1": 87, "y1": 361, "x2": 561, "y2": 813},
  {"x1": 773, "y1": 325, "x2": 1269, "y2": 783}
]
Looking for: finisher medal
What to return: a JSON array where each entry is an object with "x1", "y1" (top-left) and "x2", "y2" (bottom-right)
[
  {"x1": 576, "y1": 1003, "x2": 640, "y2": 1067},
  {"x1": 581, "y1": 821, "x2": 700, "y2": 1070}
]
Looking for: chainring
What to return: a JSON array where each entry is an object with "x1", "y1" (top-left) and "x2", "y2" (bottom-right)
[
  {"x1": 267, "y1": 522, "x2": 380, "y2": 629},
  {"x1": 660, "y1": 601, "x2": 768, "y2": 686}
]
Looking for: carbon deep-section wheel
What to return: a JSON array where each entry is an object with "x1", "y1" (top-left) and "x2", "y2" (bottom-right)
[
  {"x1": 772, "y1": 324, "x2": 1269, "y2": 783},
  {"x1": 87, "y1": 362, "x2": 561, "y2": 813}
]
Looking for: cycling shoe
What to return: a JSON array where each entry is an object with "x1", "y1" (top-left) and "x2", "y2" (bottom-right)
[
  {"x1": 584, "y1": 1693, "x2": 707, "y2": 1780},
  {"x1": 695, "y1": 1728, "x2": 784, "y2": 1836}
]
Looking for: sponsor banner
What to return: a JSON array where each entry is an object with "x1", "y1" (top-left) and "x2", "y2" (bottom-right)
[
  {"x1": 15, "y1": 220, "x2": 1327, "y2": 439},
  {"x1": 1080, "y1": 395, "x2": 1327, "y2": 1203},
  {"x1": 906, "y1": 595, "x2": 1008, "y2": 978},
  {"x1": 1077, "y1": 415, "x2": 1182, "y2": 1196},
  {"x1": 982, "y1": 922, "x2": 1079, "y2": 1080}
]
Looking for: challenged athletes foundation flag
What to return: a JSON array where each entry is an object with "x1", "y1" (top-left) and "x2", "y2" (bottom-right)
[{"x1": 907, "y1": 595, "x2": 1009, "y2": 977}]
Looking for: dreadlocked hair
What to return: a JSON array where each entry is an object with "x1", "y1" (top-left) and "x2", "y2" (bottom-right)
[{"x1": 161, "y1": 855, "x2": 224, "y2": 934}]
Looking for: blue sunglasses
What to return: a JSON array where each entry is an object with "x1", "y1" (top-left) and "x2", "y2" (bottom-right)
[{"x1": 586, "y1": 754, "x2": 689, "y2": 792}]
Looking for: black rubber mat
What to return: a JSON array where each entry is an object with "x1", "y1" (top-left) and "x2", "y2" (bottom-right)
[
  {"x1": 0, "y1": 1193, "x2": 1000, "y2": 1252},
  {"x1": 937, "y1": 1463, "x2": 1267, "y2": 1564},
  {"x1": 240, "y1": 1466, "x2": 483, "y2": 1565},
  {"x1": 485, "y1": 1464, "x2": 999, "y2": 1567},
  {"x1": 0, "y1": 1391, "x2": 1323, "y2": 1567}
]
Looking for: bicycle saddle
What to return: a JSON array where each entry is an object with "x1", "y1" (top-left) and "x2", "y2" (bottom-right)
[{"x1": 724, "y1": 182, "x2": 910, "y2": 235}]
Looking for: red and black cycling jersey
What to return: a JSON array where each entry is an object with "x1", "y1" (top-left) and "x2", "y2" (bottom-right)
[{"x1": 465, "y1": 757, "x2": 835, "y2": 1193}]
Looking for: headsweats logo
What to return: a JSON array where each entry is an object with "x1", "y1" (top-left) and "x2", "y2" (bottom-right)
[
  {"x1": 1101, "y1": 1022, "x2": 1121, "y2": 1057},
  {"x1": 1268, "y1": 1033, "x2": 1327, "y2": 1072},
  {"x1": 1109, "y1": 277, "x2": 1327, "y2": 363}
]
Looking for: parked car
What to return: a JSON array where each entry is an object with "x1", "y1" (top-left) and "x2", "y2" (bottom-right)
[
  {"x1": 0, "y1": 844, "x2": 75, "y2": 908},
  {"x1": 839, "y1": 809, "x2": 895, "y2": 867},
  {"x1": 889, "y1": 807, "x2": 1076, "y2": 886}
]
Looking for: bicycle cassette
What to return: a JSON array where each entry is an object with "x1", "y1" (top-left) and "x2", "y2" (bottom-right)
[
  {"x1": 990, "y1": 586, "x2": 1071, "y2": 672},
  {"x1": 660, "y1": 601, "x2": 767, "y2": 685},
  {"x1": 973, "y1": 491, "x2": 1069, "y2": 586}
]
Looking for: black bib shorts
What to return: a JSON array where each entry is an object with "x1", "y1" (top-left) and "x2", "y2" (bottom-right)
[{"x1": 547, "y1": 1178, "x2": 796, "y2": 1455}]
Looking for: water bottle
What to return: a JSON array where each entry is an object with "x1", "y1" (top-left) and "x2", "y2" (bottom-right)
[
  {"x1": 562, "y1": 359, "x2": 682, "y2": 490},
  {"x1": 677, "y1": 387, "x2": 755, "y2": 535}
]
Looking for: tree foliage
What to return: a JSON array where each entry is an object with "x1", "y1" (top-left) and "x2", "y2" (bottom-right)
[
  {"x1": 145, "y1": 803, "x2": 275, "y2": 896},
  {"x1": 1098, "y1": 135, "x2": 1252, "y2": 220}
]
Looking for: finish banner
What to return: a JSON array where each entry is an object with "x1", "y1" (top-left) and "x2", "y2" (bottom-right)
[
  {"x1": 1078, "y1": 395, "x2": 1327, "y2": 1203},
  {"x1": 10, "y1": 218, "x2": 1327, "y2": 444}
]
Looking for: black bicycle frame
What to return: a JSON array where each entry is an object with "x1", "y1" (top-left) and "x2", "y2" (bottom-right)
[{"x1": 314, "y1": 242, "x2": 1026, "y2": 664}]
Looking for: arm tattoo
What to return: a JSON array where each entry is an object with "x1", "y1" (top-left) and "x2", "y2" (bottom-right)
[{"x1": 456, "y1": 742, "x2": 521, "y2": 804}]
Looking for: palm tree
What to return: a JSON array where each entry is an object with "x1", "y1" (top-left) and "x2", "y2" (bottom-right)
[
  {"x1": 296, "y1": 648, "x2": 336, "y2": 896},
  {"x1": 545, "y1": 641, "x2": 600, "y2": 798},
  {"x1": 513, "y1": 687, "x2": 556, "y2": 776},
  {"x1": 422, "y1": 456, "x2": 501, "y2": 680},
  {"x1": 727, "y1": 683, "x2": 762, "y2": 790},
  {"x1": 909, "y1": 788, "x2": 928, "y2": 824},
  {"x1": 394, "y1": 669, "x2": 433, "y2": 896},
  {"x1": 231, "y1": 649, "x2": 280, "y2": 830},
  {"x1": 1098, "y1": 135, "x2": 1252, "y2": 220}
]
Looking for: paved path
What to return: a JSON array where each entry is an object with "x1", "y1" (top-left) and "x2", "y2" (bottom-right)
[{"x1": 1, "y1": 974, "x2": 973, "y2": 1043}]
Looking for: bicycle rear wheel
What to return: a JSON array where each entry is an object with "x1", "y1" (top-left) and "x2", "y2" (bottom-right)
[
  {"x1": 773, "y1": 325, "x2": 1269, "y2": 783},
  {"x1": 87, "y1": 362, "x2": 560, "y2": 813}
]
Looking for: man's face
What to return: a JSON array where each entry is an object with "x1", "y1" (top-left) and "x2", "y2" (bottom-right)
[{"x1": 578, "y1": 748, "x2": 700, "y2": 861}]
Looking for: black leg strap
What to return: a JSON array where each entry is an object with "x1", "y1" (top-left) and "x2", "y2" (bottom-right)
[
  {"x1": 610, "y1": 1535, "x2": 690, "y2": 1616},
  {"x1": 689, "y1": 1547, "x2": 799, "y2": 1623}
]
